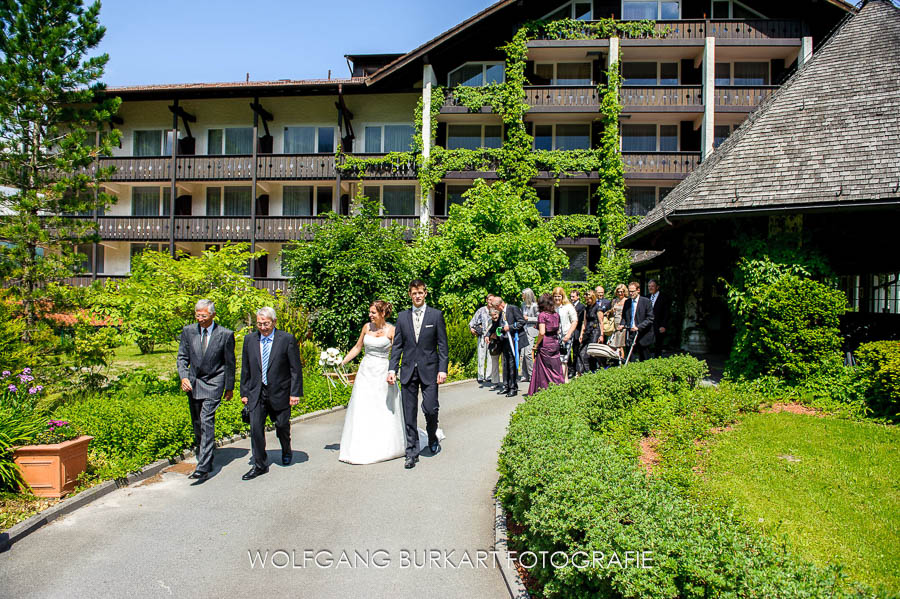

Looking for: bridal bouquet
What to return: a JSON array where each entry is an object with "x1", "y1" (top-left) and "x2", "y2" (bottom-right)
[{"x1": 320, "y1": 348, "x2": 351, "y2": 387}]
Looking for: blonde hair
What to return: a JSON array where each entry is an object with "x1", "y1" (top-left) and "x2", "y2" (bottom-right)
[
  {"x1": 584, "y1": 290, "x2": 597, "y2": 305},
  {"x1": 614, "y1": 284, "x2": 627, "y2": 296},
  {"x1": 552, "y1": 286, "x2": 570, "y2": 305}
]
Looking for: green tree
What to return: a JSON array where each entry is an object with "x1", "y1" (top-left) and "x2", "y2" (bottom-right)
[
  {"x1": 281, "y1": 196, "x2": 416, "y2": 350},
  {"x1": 420, "y1": 179, "x2": 567, "y2": 312},
  {"x1": 0, "y1": 0, "x2": 121, "y2": 341}
]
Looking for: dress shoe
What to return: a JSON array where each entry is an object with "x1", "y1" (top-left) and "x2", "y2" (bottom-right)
[
  {"x1": 404, "y1": 457, "x2": 416, "y2": 469},
  {"x1": 242, "y1": 466, "x2": 268, "y2": 480},
  {"x1": 506, "y1": 390, "x2": 518, "y2": 397},
  {"x1": 429, "y1": 440, "x2": 441, "y2": 455},
  {"x1": 490, "y1": 384, "x2": 504, "y2": 391},
  {"x1": 281, "y1": 452, "x2": 292, "y2": 466},
  {"x1": 188, "y1": 470, "x2": 209, "y2": 481}
]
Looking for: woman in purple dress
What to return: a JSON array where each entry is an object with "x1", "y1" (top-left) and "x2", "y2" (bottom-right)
[{"x1": 527, "y1": 293, "x2": 567, "y2": 396}]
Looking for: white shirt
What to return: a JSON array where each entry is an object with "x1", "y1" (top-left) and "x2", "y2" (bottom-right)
[
  {"x1": 651, "y1": 292, "x2": 659, "y2": 307},
  {"x1": 557, "y1": 303, "x2": 577, "y2": 339}
]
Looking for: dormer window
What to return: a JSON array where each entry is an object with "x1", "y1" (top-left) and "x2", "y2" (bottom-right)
[
  {"x1": 448, "y1": 62, "x2": 504, "y2": 88},
  {"x1": 622, "y1": 1, "x2": 680, "y2": 20},
  {"x1": 711, "y1": 0, "x2": 765, "y2": 18},
  {"x1": 543, "y1": 1, "x2": 593, "y2": 21}
]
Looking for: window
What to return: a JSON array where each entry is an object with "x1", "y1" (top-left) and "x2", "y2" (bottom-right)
[
  {"x1": 715, "y1": 62, "x2": 769, "y2": 86},
  {"x1": 713, "y1": 124, "x2": 735, "y2": 148},
  {"x1": 446, "y1": 185, "x2": 470, "y2": 214},
  {"x1": 543, "y1": 1, "x2": 593, "y2": 21},
  {"x1": 75, "y1": 243, "x2": 103, "y2": 274},
  {"x1": 558, "y1": 186, "x2": 590, "y2": 215},
  {"x1": 447, "y1": 124, "x2": 502, "y2": 150},
  {"x1": 131, "y1": 187, "x2": 171, "y2": 216},
  {"x1": 316, "y1": 187, "x2": 333, "y2": 214},
  {"x1": 284, "y1": 126, "x2": 334, "y2": 153},
  {"x1": 364, "y1": 125, "x2": 415, "y2": 153},
  {"x1": 711, "y1": 0, "x2": 765, "y2": 18},
  {"x1": 206, "y1": 187, "x2": 221, "y2": 216},
  {"x1": 133, "y1": 130, "x2": 173, "y2": 157},
  {"x1": 130, "y1": 243, "x2": 164, "y2": 264},
  {"x1": 622, "y1": 62, "x2": 679, "y2": 86},
  {"x1": 535, "y1": 187, "x2": 552, "y2": 217},
  {"x1": 625, "y1": 186, "x2": 657, "y2": 216},
  {"x1": 382, "y1": 186, "x2": 416, "y2": 215},
  {"x1": 534, "y1": 62, "x2": 592, "y2": 86},
  {"x1": 283, "y1": 186, "x2": 314, "y2": 216},
  {"x1": 534, "y1": 124, "x2": 590, "y2": 151},
  {"x1": 622, "y1": 0, "x2": 679, "y2": 19},
  {"x1": 562, "y1": 247, "x2": 589, "y2": 282},
  {"x1": 621, "y1": 124, "x2": 678, "y2": 152},
  {"x1": 448, "y1": 62, "x2": 504, "y2": 87},
  {"x1": 223, "y1": 186, "x2": 252, "y2": 216},
  {"x1": 207, "y1": 127, "x2": 254, "y2": 155}
]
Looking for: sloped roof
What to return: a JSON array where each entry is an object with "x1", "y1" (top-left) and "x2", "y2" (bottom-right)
[
  {"x1": 107, "y1": 78, "x2": 366, "y2": 94},
  {"x1": 623, "y1": 0, "x2": 900, "y2": 244}
]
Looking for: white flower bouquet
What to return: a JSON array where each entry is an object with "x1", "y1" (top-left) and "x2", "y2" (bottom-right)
[{"x1": 320, "y1": 347, "x2": 351, "y2": 387}]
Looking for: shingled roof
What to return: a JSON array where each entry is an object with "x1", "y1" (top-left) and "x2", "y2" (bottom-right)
[{"x1": 623, "y1": 0, "x2": 900, "y2": 245}]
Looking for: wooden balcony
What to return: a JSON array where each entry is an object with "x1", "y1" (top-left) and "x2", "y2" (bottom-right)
[
  {"x1": 623, "y1": 152, "x2": 701, "y2": 179},
  {"x1": 97, "y1": 216, "x2": 170, "y2": 240},
  {"x1": 714, "y1": 86, "x2": 778, "y2": 110},
  {"x1": 253, "y1": 278, "x2": 290, "y2": 293},
  {"x1": 337, "y1": 154, "x2": 418, "y2": 179},
  {"x1": 524, "y1": 86, "x2": 600, "y2": 112},
  {"x1": 621, "y1": 86, "x2": 703, "y2": 111},
  {"x1": 73, "y1": 157, "x2": 172, "y2": 182},
  {"x1": 529, "y1": 19, "x2": 809, "y2": 42}
]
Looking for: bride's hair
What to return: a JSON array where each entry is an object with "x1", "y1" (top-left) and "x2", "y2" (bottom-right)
[{"x1": 371, "y1": 300, "x2": 393, "y2": 320}]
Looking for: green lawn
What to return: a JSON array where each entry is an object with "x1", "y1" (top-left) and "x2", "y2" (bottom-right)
[
  {"x1": 108, "y1": 338, "x2": 246, "y2": 380},
  {"x1": 695, "y1": 412, "x2": 900, "y2": 593}
]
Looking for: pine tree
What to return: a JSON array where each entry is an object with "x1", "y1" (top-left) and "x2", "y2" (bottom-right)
[{"x1": 0, "y1": 0, "x2": 120, "y2": 341}]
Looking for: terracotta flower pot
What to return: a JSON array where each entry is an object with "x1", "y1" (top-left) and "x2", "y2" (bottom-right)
[{"x1": 12, "y1": 435, "x2": 93, "y2": 498}]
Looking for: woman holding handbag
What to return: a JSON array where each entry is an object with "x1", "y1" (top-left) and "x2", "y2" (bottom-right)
[{"x1": 578, "y1": 290, "x2": 602, "y2": 373}]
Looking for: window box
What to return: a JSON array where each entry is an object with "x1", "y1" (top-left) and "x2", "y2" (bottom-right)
[{"x1": 13, "y1": 436, "x2": 93, "y2": 498}]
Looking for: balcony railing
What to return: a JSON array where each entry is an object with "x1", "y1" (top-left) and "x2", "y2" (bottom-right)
[
  {"x1": 97, "y1": 216, "x2": 169, "y2": 240},
  {"x1": 621, "y1": 86, "x2": 703, "y2": 108},
  {"x1": 73, "y1": 157, "x2": 172, "y2": 182},
  {"x1": 253, "y1": 278, "x2": 290, "y2": 293},
  {"x1": 338, "y1": 154, "x2": 418, "y2": 179},
  {"x1": 525, "y1": 86, "x2": 600, "y2": 110},
  {"x1": 714, "y1": 85, "x2": 778, "y2": 109},
  {"x1": 530, "y1": 19, "x2": 809, "y2": 41},
  {"x1": 623, "y1": 152, "x2": 701, "y2": 177}
]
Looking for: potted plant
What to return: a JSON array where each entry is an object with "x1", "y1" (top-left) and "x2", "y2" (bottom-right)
[{"x1": 12, "y1": 420, "x2": 92, "y2": 498}]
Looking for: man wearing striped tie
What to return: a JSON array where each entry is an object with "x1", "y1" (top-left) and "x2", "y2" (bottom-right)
[{"x1": 240, "y1": 306, "x2": 303, "y2": 480}]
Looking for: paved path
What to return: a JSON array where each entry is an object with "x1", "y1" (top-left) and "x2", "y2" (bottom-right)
[{"x1": 1, "y1": 380, "x2": 523, "y2": 599}]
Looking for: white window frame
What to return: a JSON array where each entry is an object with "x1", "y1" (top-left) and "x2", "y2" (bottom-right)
[
  {"x1": 131, "y1": 186, "x2": 171, "y2": 216},
  {"x1": 534, "y1": 61, "x2": 595, "y2": 86},
  {"x1": 621, "y1": 61, "x2": 681, "y2": 86},
  {"x1": 282, "y1": 125, "x2": 336, "y2": 154},
  {"x1": 625, "y1": 185, "x2": 675, "y2": 216},
  {"x1": 281, "y1": 184, "x2": 334, "y2": 216},
  {"x1": 533, "y1": 123, "x2": 592, "y2": 151},
  {"x1": 446, "y1": 123, "x2": 504, "y2": 150},
  {"x1": 132, "y1": 130, "x2": 175, "y2": 157},
  {"x1": 205, "y1": 127, "x2": 255, "y2": 155},
  {"x1": 714, "y1": 61, "x2": 771, "y2": 86},
  {"x1": 710, "y1": 0, "x2": 765, "y2": 19},
  {"x1": 541, "y1": 0, "x2": 593, "y2": 21},
  {"x1": 621, "y1": 0, "x2": 681, "y2": 20},
  {"x1": 360, "y1": 123, "x2": 416, "y2": 154},
  {"x1": 620, "y1": 123, "x2": 681, "y2": 152},
  {"x1": 447, "y1": 62, "x2": 505, "y2": 88},
  {"x1": 533, "y1": 184, "x2": 592, "y2": 217},
  {"x1": 360, "y1": 183, "x2": 419, "y2": 216}
]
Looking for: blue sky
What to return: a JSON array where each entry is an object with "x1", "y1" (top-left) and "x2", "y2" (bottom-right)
[{"x1": 96, "y1": 0, "x2": 497, "y2": 87}]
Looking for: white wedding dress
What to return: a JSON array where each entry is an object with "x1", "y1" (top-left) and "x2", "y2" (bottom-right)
[{"x1": 338, "y1": 334, "x2": 443, "y2": 464}]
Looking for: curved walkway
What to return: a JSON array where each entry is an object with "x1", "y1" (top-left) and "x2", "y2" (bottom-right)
[{"x1": 0, "y1": 380, "x2": 522, "y2": 598}]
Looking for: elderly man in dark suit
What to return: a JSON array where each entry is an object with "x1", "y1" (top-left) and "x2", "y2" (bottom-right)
[
  {"x1": 177, "y1": 299, "x2": 235, "y2": 482},
  {"x1": 489, "y1": 295, "x2": 526, "y2": 397},
  {"x1": 240, "y1": 306, "x2": 303, "y2": 480},
  {"x1": 647, "y1": 279, "x2": 670, "y2": 359},
  {"x1": 619, "y1": 281, "x2": 655, "y2": 363},
  {"x1": 388, "y1": 280, "x2": 449, "y2": 469}
]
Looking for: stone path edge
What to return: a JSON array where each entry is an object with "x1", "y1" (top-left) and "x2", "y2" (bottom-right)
[
  {"x1": 495, "y1": 490, "x2": 530, "y2": 599},
  {"x1": 0, "y1": 378, "x2": 477, "y2": 554}
]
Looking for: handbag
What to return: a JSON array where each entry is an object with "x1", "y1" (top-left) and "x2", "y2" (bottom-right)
[
  {"x1": 241, "y1": 405, "x2": 251, "y2": 424},
  {"x1": 488, "y1": 338, "x2": 502, "y2": 356},
  {"x1": 602, "y1": 312, "x2": 616, "y2": 336}
]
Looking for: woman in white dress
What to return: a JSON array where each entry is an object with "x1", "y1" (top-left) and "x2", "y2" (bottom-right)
[
  {"x1": 553, "y1": 286, "x2": 578, "y2": 377},
  {"x1": 338, "y1": 301, "x2": 405, "y2": 464}
]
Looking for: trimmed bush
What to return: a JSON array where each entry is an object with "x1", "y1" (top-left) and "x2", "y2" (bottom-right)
[
  {"x1": 856, "y1": 340, "x2": 900, "y2": 421},
  {"x1": 446, "y1": 311, "x2": 477, "y2": 371}
]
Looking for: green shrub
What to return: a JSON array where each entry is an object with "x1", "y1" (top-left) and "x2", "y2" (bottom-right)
[
  {"x1": 856, "y1": 340, "x2": 900, "y2": 421},
  {"x1": 445, "y1": 311, "x2": 477, "y2": 370},
  {"x1": 0, "y1": 404, "x2": 45, "y2": 491}
]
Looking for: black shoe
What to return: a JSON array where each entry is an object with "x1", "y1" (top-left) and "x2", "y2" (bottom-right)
[
  {"x1": 282, "y1": 452, "x2": 292, "y2": 466},
  {"x1": 404, "y1": 457, "x2": 416, "y2": 469},
  {"x1": 242, "y1": 466, "x2": 268, "y2": 480},
  {"x1": 490, "y1": 384, "x2": 504, "y2": 391},
  {"x1": 497, "y1": 388, "x2": 509, "y2": 395},
  {"x1": 506, "y1": 390, "x2": 518, "y2": 397},
  {"x1": 429, "y1": 440, "x2": 441, "y2": 455},
  {"x1": 188, "y1": 470, "x2": 208, "y2": 481}
]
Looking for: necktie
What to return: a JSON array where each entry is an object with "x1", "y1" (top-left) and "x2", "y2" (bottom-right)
[
  {"x1": 261, "y1": 337, "x2": 271, "y2": 385},
  {"x1": 631, "y1": 299, "x2": 637, "y2": 329},
  {"x1": 201, "y1": 328, "x2": 209, "y2": 354},
  {"x1": 413, "y1": 308, "x2": 424, "y2": 342},
  {"x1": 651, "y1": 293, "x2": 657, "y2": 307}
]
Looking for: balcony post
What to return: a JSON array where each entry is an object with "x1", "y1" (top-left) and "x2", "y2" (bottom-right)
[
  {"x1": 169, "y1": 99, "x2": 178, "y2": 257},
  {"x1": 608, "y1": 36, "x2": 619, "y2": 70},
  {"x1": 92, "y1": 130, "x2": 100, "y2": 281},
  {"x1": 799, "y1": 36, "x2": 813, "y2": 67},
  {"x1": 700, "y1": 37, "x2": 715, "y2": 160},
  {"x1": 420, "y1": 64, "x2": 437, "y2": 230},
  {"x1": 251, "y1": 96, "x2": 259, "y2": 270}
]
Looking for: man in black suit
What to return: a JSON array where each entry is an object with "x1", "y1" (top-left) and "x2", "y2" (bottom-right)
[
  {"x1": 595, "y1": 285, "x2": 613, "y2": 313},
  {"x1": 240, "y1": 306, "x2": 303, "y2": 480},
  {"x1": 490, "y1": 295, "x2": 526, "y2": 397},
  {"x1": 619, "y1": 281, "x2": 655, "y2": 363},
  {"x1": 569, "y1": 289, "x2": 586, "y2": 377},
  {"x1": 647, "y1": 279, "x2": 670, "y2": 359},
  {"x1": 176, "y1": 299, "x2": 235, "y2": 482},
  {"x1": 388, "y1": 280, "x2": 449, "y2": 469}
]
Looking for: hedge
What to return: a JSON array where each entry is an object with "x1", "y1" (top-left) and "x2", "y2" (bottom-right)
[
  {"x1": 856, "y1": 340, "x2": 900, "y2": 421},
  {"x1": 496, "y1": 356, "x2": 869, "y2": 598}
]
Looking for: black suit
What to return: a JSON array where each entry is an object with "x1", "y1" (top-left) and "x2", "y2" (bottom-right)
[
  {"x1": 499, "y1": 304, "x2": 526, "y2": 393},
  {"x1": 570, "y1": 301, "x2": 587, "y2": 376},
  {"x1": 650, "y1": 292, "x2": 670, "y2": 359},
  {"x1": 620, "y1": 296, "x2": 655, "y2": 362},
  {"x1": 389, "y1": 305, "x2": 449, "y2": 459},
  {"x1": 241, "y1": 329, "x2": 303, "y2": 469}
]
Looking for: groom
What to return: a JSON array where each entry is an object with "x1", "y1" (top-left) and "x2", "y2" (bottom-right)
[{"x1": 387, "y1": 279, "x2": 449, "y2": 469}]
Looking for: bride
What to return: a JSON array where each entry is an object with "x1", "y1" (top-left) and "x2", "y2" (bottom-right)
[{"x1": 338, "y1": 301, "x2": 441, "y2": 465}]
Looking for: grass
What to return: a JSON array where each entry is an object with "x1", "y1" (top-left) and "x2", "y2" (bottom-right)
[
  {"x1": 694, "y1": 412, "x2": 900, "y2": 593},
  {"x1": 109, "y1": 342, "x2": 179, "y2": 377}
]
